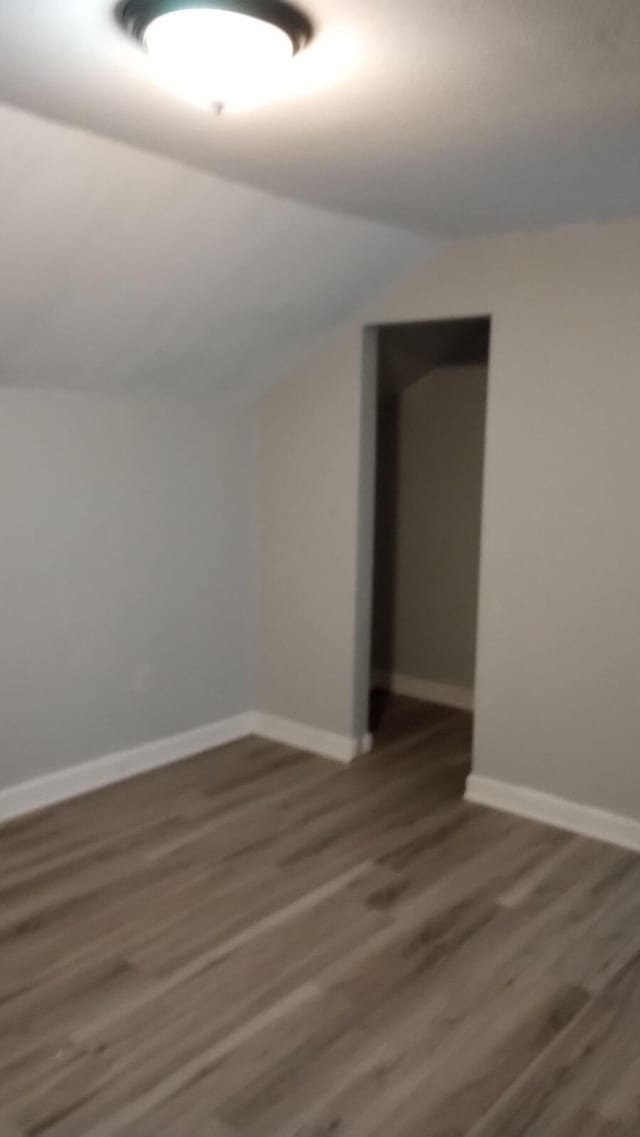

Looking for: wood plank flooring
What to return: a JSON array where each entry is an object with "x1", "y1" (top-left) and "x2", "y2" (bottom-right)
[{"x1": 1, "y1": 694, "x2": 640, "y2": 1136}]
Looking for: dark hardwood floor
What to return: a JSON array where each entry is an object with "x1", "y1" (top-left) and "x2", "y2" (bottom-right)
[{"x1": 1, "y1": 696, "x2": 640, "y2": 1136}]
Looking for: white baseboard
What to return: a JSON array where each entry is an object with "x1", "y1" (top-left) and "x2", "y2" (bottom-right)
[
  {"x1": 0, "y1": 709, "x2": 371, "y2": 827},
  {"x1": 465, "y1": 774, "x2": 640, "y2": 854},
  {"x1": 0, "y1": 713, "x2": 254, "y2": 826},
  {"x1": 372, "y1": 671, "x2": 474, "y2": 712},
  {"x1": 251, "y1": 712, "x2": 369, "y2": 765}
]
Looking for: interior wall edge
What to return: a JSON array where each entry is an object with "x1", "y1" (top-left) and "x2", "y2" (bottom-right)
[
  {"x1": 465, "y1": 773, "x2": 640, "y2": 852},
  {"x1": 252, "y1": 712, "x2": 370, "y2": 764}
]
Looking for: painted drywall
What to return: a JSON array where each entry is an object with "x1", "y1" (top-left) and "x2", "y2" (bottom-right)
[
  {"x1": 0, "y1": 101, "x2": 429, "y2": 399},
  {"x1": 257, "y1": 216, "x2": 640, "y2": 819},
  {"x1": 0, "y1": 389, "x2": 256, "y2": 789},
  {"x1": 256, "y1": 334, "x2": 363, "y2": 735},
  {"x1": 372, "y1": 363, "x2": 487, "y2": 689}
]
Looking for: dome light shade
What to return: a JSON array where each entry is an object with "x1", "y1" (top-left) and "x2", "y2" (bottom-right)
[{"x1": 119, "y1": 0, "x2": 313, "y2": 110}]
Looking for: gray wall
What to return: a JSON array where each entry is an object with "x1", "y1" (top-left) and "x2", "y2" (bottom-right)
[
  {"x1": 256, "y1": 333, "x2": 363, "y2": 736},
  {"x1": 257, "y1": 217, "x2": 640, "y2": 820},
  {"x1": 372, "y1": 363, "x2": 487, "y2": 690},
  {"x1": 0, "y1": 389, "x2": 256, "y2": 789}
]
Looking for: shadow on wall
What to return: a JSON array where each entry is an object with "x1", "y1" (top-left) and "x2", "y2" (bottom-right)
[
  {"x1": 371, "y1": 391, "x2": 401, "y2": 679},
  {"x1": 370, "y1": 317, "x2": 490, "y2": 703}
]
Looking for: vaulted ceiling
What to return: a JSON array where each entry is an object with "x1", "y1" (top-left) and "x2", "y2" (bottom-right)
[
  {"x1": 1, "y1": 0, "x2": 638, "y2": 397},
  {"x1": 2, "y1": 0, "x2": 639, "y2": 235},
  {"x1": 0, "y1": 104, "x2": 432, "y2": 396}
]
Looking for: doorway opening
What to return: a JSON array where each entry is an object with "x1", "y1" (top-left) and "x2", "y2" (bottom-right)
[{"x1": 366, "y1": 316, "x2": 491, "y2": 736}]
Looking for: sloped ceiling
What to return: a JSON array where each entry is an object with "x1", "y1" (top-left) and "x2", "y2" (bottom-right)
[
  {"x1": 2, "y1": 1, "x2": 638, "y2": 396},
  {"x1": 1, "y1": 1, "x2": 639, "y2": 234},
  {"x1": 0, "y1": 103, "x2": 435, "y2": 396}
]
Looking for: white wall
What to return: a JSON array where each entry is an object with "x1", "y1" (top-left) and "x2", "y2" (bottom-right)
[
  {"x1": 257, "y1": 217, "x2": 640, "y2": 819},
  {"x1": 0, "y1": 389, "x2": 256, "y2": 789},
  {"x1": 373, "y1": 363, "x2": 487, "y2": 691}
]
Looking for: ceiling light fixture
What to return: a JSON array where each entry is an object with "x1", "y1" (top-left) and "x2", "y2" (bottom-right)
[{"x1": 119, "y1": 0, "x2": 313, "y2": 111}]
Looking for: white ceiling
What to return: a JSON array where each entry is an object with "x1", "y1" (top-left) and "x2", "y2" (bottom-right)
[
  {"x1": 0, "y1": 103, "x2": 432, "y2": 396},
  {"x1": 1, "y1": 0, "x2": 639, "y2": 234},
  {"x1": 1, "y1": 1, "x2": 638, "y2": 397}
]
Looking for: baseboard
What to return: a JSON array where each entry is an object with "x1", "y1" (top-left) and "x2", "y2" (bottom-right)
[
  {"x1": 372, "y1": 671, "x2": 474, "y2": 712},
  {"x1": 0, "y1": 713, "x2": 254, "y2": 826},
  {"x1": 251, "y1": 712, "x2": 369, "y2": 764},
  {"x1": 0, "y1": 708, "x2": 372, "y2": 827},
  {"x1": 465, "y1": 774, "x2": 640, "y2": 854}
]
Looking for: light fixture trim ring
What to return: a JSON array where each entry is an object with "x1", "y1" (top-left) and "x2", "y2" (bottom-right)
[{"x1": 118, "y1": 0, "x2": 314, "y2": 55}]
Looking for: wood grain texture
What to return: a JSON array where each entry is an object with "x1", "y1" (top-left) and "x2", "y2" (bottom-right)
[{"x1": 1, "y1": 694, "x2": 639, "y2": 1136}]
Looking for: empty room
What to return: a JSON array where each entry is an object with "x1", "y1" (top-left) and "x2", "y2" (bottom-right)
[{"x1": 1, "y1": 2, "x2": 640, "y2": 1135}]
